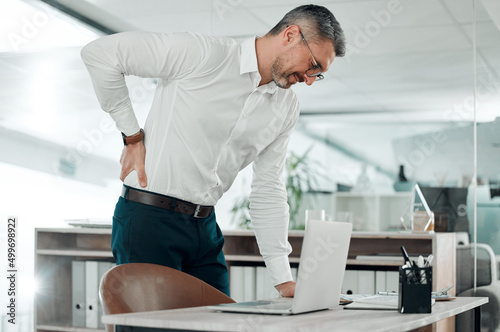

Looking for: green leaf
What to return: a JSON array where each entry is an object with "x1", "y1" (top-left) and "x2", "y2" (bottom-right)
[{"x1": 231, "y1": 145, "x2": 325, "y2": 230}]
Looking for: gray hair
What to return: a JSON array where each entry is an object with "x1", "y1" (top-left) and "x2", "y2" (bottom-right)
[{"x1": 267, "y1": 4, "x2": 346, "y2": 57}]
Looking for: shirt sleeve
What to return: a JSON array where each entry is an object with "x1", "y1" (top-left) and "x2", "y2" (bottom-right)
[
  {"x1": 80, "y1": 31, "x2": 210, "y2": 135},
  {"x1": 249, "y1": 95, "x2": 300, "y2": 287}
]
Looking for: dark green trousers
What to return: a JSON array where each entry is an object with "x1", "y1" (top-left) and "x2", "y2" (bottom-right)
[{"x1": 111, "y1": 191, "x2": 229, "y2": 296}]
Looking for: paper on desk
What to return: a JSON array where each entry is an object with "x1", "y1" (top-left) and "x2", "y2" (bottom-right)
[
  {"x1": 342, "y1": 295, "x2": 398, "y2": 310},
  {"x1": 343, "y1": 294, "x2": 437, "y2": 310}
]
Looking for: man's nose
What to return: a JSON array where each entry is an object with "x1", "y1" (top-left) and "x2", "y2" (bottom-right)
[{"x1": 304, "y1": 74, "x2": 317, "y2": 86}]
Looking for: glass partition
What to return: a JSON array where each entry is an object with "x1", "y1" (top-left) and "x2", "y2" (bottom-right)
[
  {"x1": 288, "y1": 0, "x2": 476, "y2": 236},
  {"x1": 474, "y1": 7, "x2": 500, "y2": 331},
  {"x1": 473, "y1": 0, "x2": 500, "y2": 258},
  {"x1": 283, "y1": 0, "x2": 499, "y2": 328}
]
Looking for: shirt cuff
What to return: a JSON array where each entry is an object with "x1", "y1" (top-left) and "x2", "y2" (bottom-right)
[
  {"x1": 109, "y1": 105, "x2": 141, "y2": 136},
  {"x1": 265, "y1": 255, "x2": 293, "y2": 287}
]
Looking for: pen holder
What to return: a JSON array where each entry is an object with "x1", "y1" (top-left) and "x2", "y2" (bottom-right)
[{"x1": 398, "y1": 267, "x2": 432, "y2": 313}]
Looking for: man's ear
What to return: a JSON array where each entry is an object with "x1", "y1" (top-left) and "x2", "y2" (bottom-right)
[{"x1": 282, "y1": 25, "x2": 300, "y2": 46}]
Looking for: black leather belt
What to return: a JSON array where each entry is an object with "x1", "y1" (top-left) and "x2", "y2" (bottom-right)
[{"x1": 121, "y1": 186, "x2": 214, "y2": 219}]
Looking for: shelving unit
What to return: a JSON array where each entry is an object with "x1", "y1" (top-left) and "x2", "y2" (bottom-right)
[
  {"x1": 223, "y1": 230, "x2": 455, "y2": 292},
  {"x1": 34, "y1": 228, "x2": 114, "y2": 332},
  {"x1": 35, "y1": 227, "x2": 455, "y2": 332}
]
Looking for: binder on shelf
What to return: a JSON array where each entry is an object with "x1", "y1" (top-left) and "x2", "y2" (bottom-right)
[
  {"x1": 358, "y1": 270, "x2": 375, "y2": 294},
  {"x1": 265, "y1": 268, "x2": 279, "y2": 299},
  {"x1": 243, "y1": 266, "x2": 256, "y2": 301},
  {"x1": 229, "y1": 266, "x2": 245, "y2": 302},
  {"x1": 291, "y1": 267, "x2": 298, "y2": 282},
  {"x1": 342, "y1": 270, "x2": 358, "y2": 295},
  {"x1": 386, "y1": 271, "x2": 399, "y2": 293},
  {"x1": 375, "y1": 271, "x2": 387, "y2": 293},
  {"x1": 71, "y1": 261, "x2": 86, "y2": 327},
  {"x1": 98, "y1": 262, "x2": 115, "y2": 329},
  {"x1": 255, "y1": 266, "x2": 267, "y2": 300},
  {"x1": 255, "y1": 266, "x2": 279, "y2": 299},
  {"x1": 85, "y1": 261, "x2": 99, "y2": 328}
]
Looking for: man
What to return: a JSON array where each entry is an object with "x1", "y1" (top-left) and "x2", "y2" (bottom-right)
[{"x1": 81, "y1": 4, "x2": 345, "y2": 298}]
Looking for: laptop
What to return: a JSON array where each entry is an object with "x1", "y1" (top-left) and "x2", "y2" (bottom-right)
[{"x1": 208, "y1": 220, "x2": 352, "y2": 315}]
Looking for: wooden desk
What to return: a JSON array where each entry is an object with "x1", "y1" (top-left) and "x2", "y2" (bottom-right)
[
  {"x1": 223, "y1": 231, "x2": 456, "y2": 332},
  {"x1": 103, "y1": 297, "x2": 487, "y2": 332},
  {"x1": 33, "y1": 228, "x2": 456, "y2": 331}
]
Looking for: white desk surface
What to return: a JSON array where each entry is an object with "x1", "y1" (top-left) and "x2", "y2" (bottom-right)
[{"x1": 103, "y1": 297, "x2": 488, "y2": 332}]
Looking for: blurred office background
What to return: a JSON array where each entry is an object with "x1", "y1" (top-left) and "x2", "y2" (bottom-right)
[{"x1": 0, "y1": 0, "x2": 499, "y2": 329}]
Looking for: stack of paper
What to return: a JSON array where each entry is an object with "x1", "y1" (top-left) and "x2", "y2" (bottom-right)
[{"x1": 343, "y1": 295, "x2": 398, "y2": 310}]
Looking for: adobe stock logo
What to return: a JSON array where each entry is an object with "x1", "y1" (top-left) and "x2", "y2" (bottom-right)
[
  {"x1": 213, "y1": 0, "x2": 243, "y2": 21},
  {"x1": 345, "y1": 0, "x2": 413, "y2": 63},
  {"x1": 300, "y1": 235, "x2": 341, "y2": 280},
  {"x1": 7, "y1": 10, "x2": 50, "y2": 51}
]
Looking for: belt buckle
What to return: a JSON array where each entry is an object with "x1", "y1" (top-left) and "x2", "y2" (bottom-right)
[{"x1": 193, "y1": 205, "x2": 202, "y2": 218}]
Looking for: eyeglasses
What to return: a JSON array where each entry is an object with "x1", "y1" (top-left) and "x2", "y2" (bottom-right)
[{"x1": 299, "y1": 31, "x2": 324, "y2": 81}]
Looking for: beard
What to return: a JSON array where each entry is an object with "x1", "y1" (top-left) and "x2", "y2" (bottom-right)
[{"x1": 270, "y1": 55, "x2": 301, "y2": 89}]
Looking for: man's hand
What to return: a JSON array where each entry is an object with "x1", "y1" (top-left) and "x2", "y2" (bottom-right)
[
  {"x1": 275, "y1": 281, "x2": 296, "y2": 297},
  {"x1": 119, "y1": 140, "x2": 147, "y2": 187}
]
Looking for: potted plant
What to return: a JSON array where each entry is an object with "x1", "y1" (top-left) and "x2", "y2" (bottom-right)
[{"x1": 231, "y1": 147, "x2": 320, "y2": 230}]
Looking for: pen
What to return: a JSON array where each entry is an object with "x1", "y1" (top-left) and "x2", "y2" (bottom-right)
[
  {"x1": 432, "y1": 285, "x2": 453, "y2": 296},
  {"x1": 417, "y1": 255, "x2": 425, "y2": 268},
  {"x1": 412, "y1": 260, "x2": 422, "y2": 284},
  {"x1": 400, "y1": 246, "x2": 413, "y2": 267},
  {"x1": 425, "y1": 254, "x2": 434, "y2": 267},
  {"x1": 377, "y1": 291, "x2": 398, "y2": 296}
]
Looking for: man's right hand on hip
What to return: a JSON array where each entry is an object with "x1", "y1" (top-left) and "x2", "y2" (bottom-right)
[{"x1": 120, "y1": 140, "x2": 148, "y2": 188}]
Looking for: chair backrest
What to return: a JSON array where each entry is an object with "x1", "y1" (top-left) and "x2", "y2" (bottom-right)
[
  {"x1": 456, "y1": 243, "x2": 498, "y2": 294},
  {"x1": 99, "y1": 263, "x2": 235, "y2": 332}
]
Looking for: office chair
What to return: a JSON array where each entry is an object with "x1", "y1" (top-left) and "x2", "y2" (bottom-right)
[
  {"x1": 456, "y1": 243, "x2": 500, "y2": 332},
  {"x1": 99, "y1": 263, "x2": 235, "y2": 332}
]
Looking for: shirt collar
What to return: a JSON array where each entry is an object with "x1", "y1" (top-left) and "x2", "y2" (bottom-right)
[
  {"x1": 240, "y1": 36, "x2": 278, "y2": 95},
  {"x1": 240, "y1": 36, "x2": 258, "y2": 76}
]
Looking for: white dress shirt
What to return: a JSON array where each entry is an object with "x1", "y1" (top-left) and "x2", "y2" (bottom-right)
[{"x1": 81, "y1": 31, "x2": 300, "y2": 286}]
